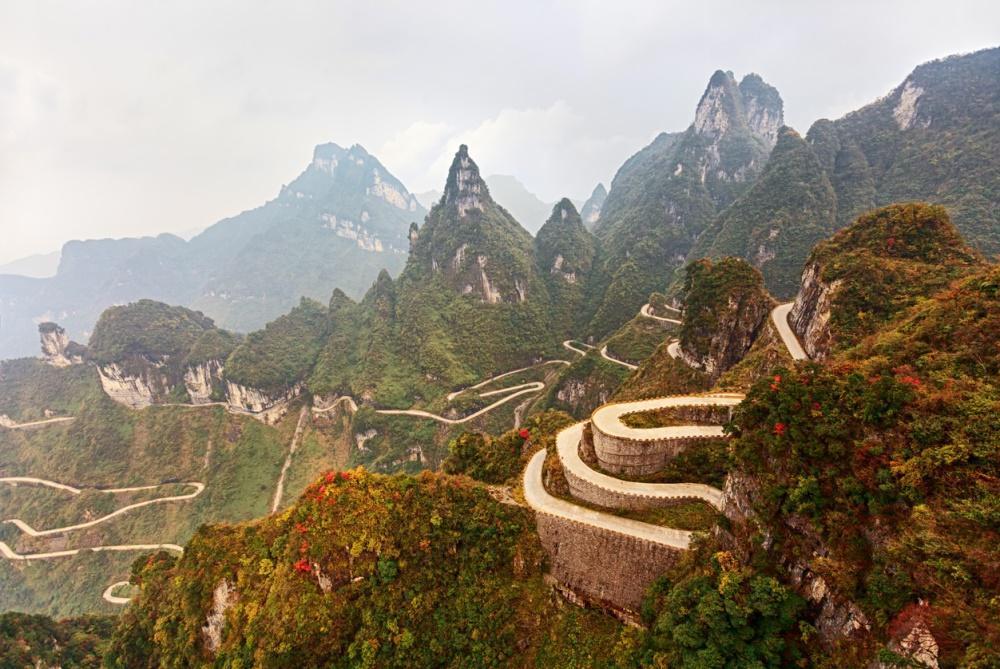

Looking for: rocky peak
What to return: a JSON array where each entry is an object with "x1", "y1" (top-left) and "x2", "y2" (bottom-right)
[
  {"x1": 693, "y1": 70, "x2": 744, "y2": 139},
  {"x1": 580, "y1": 183, "x2": 607, "y2": 228},
  {"x1": 693, "y1": 70, "x2": 784, "y2": 148},
  {"x1": 37, "y1": 322, "x2": 83, "y2": 367},
  {"x1": 739, "y1": 73, "x2": 784, "y2": 146},
  {"x1": 678, "y1": 257, "x2": 774, "y2": 381},
  {"x1": 443, "y1": 145, "x2": 489, "y2": 217}
]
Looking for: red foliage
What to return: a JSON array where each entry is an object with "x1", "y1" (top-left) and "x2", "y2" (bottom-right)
[
  {"x1": 339, "y1": 471, "x2": 352, "y2": 481},
  {"x1": 518, "y1": 428, "x2": 530, "y2": 440},
  {"x1": 773, "y1": 422, "x2": 787, "y2": 436},
  {"x1": 294, "y1": 522, "x2": 309, "y2": 534},
  {"x1": 324, "y1": 471, "x2": 336, "y2": 484},
  {"x1": 293, "y1": 558, "x2": 312, "y2": 574}
]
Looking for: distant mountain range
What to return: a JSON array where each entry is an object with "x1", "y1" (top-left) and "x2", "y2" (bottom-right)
[
  {"x1": 0, "y1": 143, "x2": 426, "y2": 358},
  {"x1": 0, "y1": 251, "x2": 61, "y2": 278}
]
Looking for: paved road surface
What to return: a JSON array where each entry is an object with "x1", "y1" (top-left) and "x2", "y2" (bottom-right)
[
  {"x1": 522, "y1": 450, "x2": 693, "y2": 548},
  {"x1": 771, "y1": 302, "x2": 808, "y2": 361}
]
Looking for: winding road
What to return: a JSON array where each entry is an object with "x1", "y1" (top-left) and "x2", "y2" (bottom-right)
[
  {"x1": 639, "y1": 303, "x2": 683, "y2": 325},
  {"x1": 523, "y1": 301, "x2": 810, "y2": 555},
  {"x1": 1, "y1": 479, "x2": 205, "y2": 537},
  {"x1": 0, "y1": 541, "x2": 183, "y2": 561},
  {"x1": 327, "y1": 360, "x2": 571, "y2": 425},
  {"x1": 771, "y1": 302, "x2": 808, "y2": 361},
  {"x1": 0, "y1": 477, "x2": 201, "y2": 604},
  {"x1": 0, "y1": 416, "x2": 76, "y2": 430},
  {"x1": 102, "y1": 581, "x2": 133, "y2": 604}
]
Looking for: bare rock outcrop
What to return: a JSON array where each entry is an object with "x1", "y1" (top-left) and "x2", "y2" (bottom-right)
[
  {"x1": 225, "y1": 381, "x2": 302, "y2": 425},
  {"x1": 37, "y1": 322, "x2": 84, "y2": 367},
  {"x1": 184, "y1": 361, "x2": 225, "y2": 404},
  {"x1": 201, "y1": 579, "x2": 236, "y2": 654},
  {"x1": 788, "y1": 260, "x2": 840, "y2": 360},
  {"x1": 97, "y1": 362, "x2": 166, "y2": 409},
  {"x1": 679, "y1": 258, "x2": 773, "y2": 381}
]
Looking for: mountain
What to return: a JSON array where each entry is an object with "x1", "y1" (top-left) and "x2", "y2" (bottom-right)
[
  {"x1": 692, "y1": 127, "x2": 838, "y2": 298},
  {"x1": 580, "y1": 182, "x2": 607, "y2": 229},
  {"x1": 371, "y1": 145, "x2": 556, "y2": 385},
  {"x1": 0, "y1": 143, "x2": 425, "y2": 359},
  {"x1": 0, "y1": 251, "x2": 61, "y2": 278},
  {"x1": 789, "y1": 202, "x2": 982, "y2": 359},
  {"x1": 415, "y1": 174, "x2": 580, "y2": 235},
  {"x1": 588, "y1": 70, "x2": 783, "y2": 336},
  {"x1": 534, "y1": 199, "x2": 598, "y2": 338},
  {"x1": 806, "y1": 47, "x2": 1000, "y2": 254},
  {"x1": 691, "y1": 48, "x2": 1000, "y2": 298}
]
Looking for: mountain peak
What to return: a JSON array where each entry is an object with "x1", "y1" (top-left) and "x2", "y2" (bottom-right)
[
  {"x1": 443, "y1": 145, "x2": 489, "y2": 216},
  {"x1": 693, "y1": 70, "x2": 743, "y2": 139},
  {"x1": 693, "y1": 70, "x2": 783, "y2": 147}
]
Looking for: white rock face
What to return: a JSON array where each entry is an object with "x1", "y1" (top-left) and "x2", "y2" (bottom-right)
[
  {"x1": 549, "y1": 254, "x2": 577, "y2": 283},
  {"x1": 320, "y1": 213, "x2": 385, "y2": 252},
  {"x1": 312, "y1": 155, "x2": 338, "y2": 174},
  {"x1": 355, "y1": 428, "x2": 378, "y2": 452},
  {"x1": 184, "y1": 361, "x2": 224, "y2": 404},
  {"x1": 789, "y1": 261, "x2": 842, "y2": 359},
  {"x1": 201, "y1": 580, "x2": 236, "y2": 654},
  {"x1": 38, "y1": 325, "x2": 81, "y2": 367},
  {"x1": 225, "y1": 381, "x2": 302, "y2": 424},
  {"x1": 890, "y1": 619, "x2": 939, "y2": 669},
  {"x1": 368, "y1": 168, "x2": 410, "y2": 210},
  {"x1": 97, "y1": 363, "x2": 166, "y2": 409},
  {"x1": 694, "y1": 83, "x2": 730, "y2": 138},
  {"x1": 893, "y1": 79, "x2": 928, "y2": 130},
  {"x1": 744, "y1": 95, "x2": 782, "y2": 147},
  {"x1": 476, "y1": 255, "x2": 502, "y2": 304},
  {"x1": 452, "y1": 155, "x2": 484, "y2": 217}
]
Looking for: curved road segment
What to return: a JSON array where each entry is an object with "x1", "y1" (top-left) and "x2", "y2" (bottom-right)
[
  {"x1": 524, "y1": 302, "x2": 810, "y2": 557},
  {"x1": 771, "y1": 302, "x2": 808, "y2": 361},
  {"x1": 1, "y1": 479, "x2": 204, "y2": 537},
  {"x1": 0, "y1": 416, "x2": 76, "y2": 430}
]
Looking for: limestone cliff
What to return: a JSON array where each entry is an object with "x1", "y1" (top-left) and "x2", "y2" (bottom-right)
[
  {"x1": 788, "y1": 260, "x2": 840, "y2": 359},
  {"x1": 678, "y1": 257, "x2": 774, "y2": 381},
  {"x1": 224, "y1": 380, "x2": 302, "y2": 425},
  {"x1": 37, "y1": 322, "x2": 84, "y2": 367},
  {"x1": 579, "y1": 183, "x2": 607, "y2": 229},
  {"x1": 97, "y1": 361, "x2": 168, "y2": 410},
  {"x1": 183, "y1": 360, "x2": 225, "y2": 404}
]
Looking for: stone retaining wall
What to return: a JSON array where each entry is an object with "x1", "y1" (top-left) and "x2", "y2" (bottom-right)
[
  {"x1": 594, "y1": 431, "x2": 720, "y2": 476},
  {"x1": 562, "y1": 463, "x2": 704, "y2": 511},
  {"x1": 534, "y1": 512, "x2": 682, "y2": 613}
]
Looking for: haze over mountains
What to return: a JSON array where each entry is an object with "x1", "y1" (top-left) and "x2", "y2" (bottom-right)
[{"x1": 1, "y1": 44, "x2": 1000, "y2": 668}]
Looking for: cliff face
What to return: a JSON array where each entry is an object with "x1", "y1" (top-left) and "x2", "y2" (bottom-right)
[
  {"x1": 788, "y1": 260, "x2": 840, "y2": 359},
  {"x1": 97, "y1": 361, "x2": 169, "y2": 409},
  {"x1": 37, "y1": 322, "x2": 84, "y2": 367},
  {"x1": 678, "y1": 257, "x2": 774, "y2": 380},
  {"x1": 579, "y1": 183, "x2": 607, "y2": 229}
]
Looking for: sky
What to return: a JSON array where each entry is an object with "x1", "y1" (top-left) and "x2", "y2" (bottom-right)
[{"x1": 1, "y1": 0, "x2": 997, "y2": 266}]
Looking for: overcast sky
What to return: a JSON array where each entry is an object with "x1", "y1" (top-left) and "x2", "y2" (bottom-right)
[{"x1": 1, "y1": 0, "x2": 997, "y2": 265}]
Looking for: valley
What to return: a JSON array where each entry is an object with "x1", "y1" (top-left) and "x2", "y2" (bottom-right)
[{"x1": 0, "y1": 43, "x2": 998, "y2": 669}]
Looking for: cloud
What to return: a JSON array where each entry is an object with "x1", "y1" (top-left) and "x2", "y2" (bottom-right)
[
  {"x1": 391, "y1": 101, "x2": 643, "y2": 202},
  {"x1": 377, "y1": 120, "x2": 454, "y2": 187}
]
